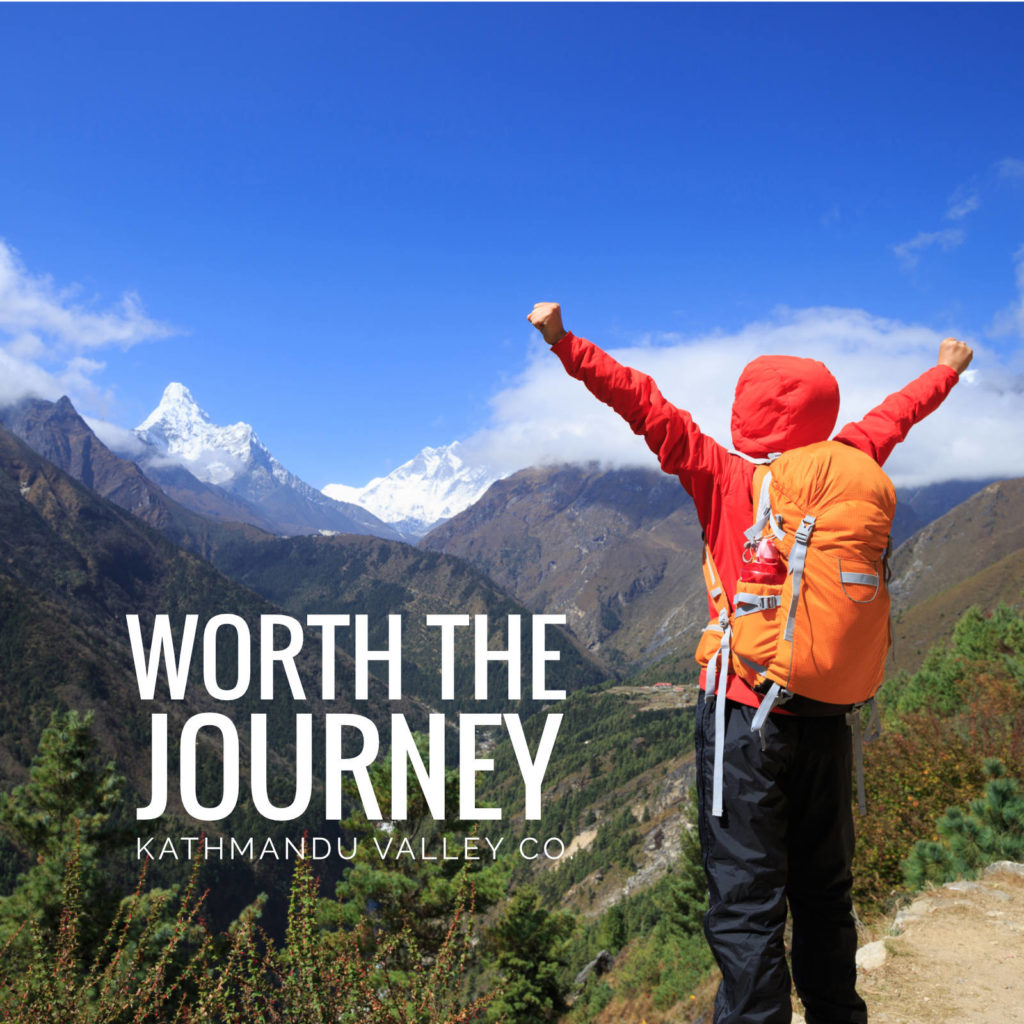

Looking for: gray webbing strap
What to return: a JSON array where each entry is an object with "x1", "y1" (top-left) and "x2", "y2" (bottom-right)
[
  {"x1": 733, "y1": 592, "x2": 783, "y2": 616},
  {"x1": 750, "y1": 682, "x2": 784, "y2": 733},
  {"x1": 750, "y1": 682, "x2": 792, "y2": 751},
  {"x1": 849, "y1": 708, "x2": 867, "y2": 815},
  {"x1": 848, "y1": 700, "x2": 881, "y2": 815},
  {"x1": 744, "y1": 472, "x2": 774, "y2": 545},
  {"x1": 783, "y1": 515, "x2": 816, "y2": 643},
  {"x1": 711, "y1": 610, "x2": 730, "y2": 818},
  {"x1": 736, "y1": 653, "x2": 769, "y2": 675},
  {"x1": 840, "y1": 571, "x2": 878, "y2": 587},
  {"x1": 840, "y1": 566, "x2": 881, "y2": 603}
]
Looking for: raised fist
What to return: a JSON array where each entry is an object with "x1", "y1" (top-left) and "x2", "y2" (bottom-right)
[
  {"x1": 528, "y1": 302, "x2": 567, "y2": 347},
  {"x1": 937, "y1": 337, "x2": 973, "y2": 376}
]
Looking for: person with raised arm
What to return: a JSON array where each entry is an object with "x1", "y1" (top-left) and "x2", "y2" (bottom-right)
[{"x1": 528, "y1": 300, "x2": 972, "y2": 1024}]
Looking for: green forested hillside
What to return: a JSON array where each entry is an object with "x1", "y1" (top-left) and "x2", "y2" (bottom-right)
[
  {"x1": 477, "y1": 598, "x2": 1024, "y2": 1024},
  {"x1": 1, "y1": 538, "x2": 1021, "y2": 1022},
  {"x1": 0, "y1": 425, "x2": 411, "y2": 932}
]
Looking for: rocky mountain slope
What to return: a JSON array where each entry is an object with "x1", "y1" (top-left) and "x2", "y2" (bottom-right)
[
  {"x1": 891, "y1": 477, "x2": 1000, "y2": 547},
  {"x1": 423, "y1": 464, "x2": 707, "y2": 675},
  {"x1": 889, "y1": 477, "x2": 1024, "y2": 673}
]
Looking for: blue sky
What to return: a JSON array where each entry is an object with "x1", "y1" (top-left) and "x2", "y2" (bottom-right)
[{"x1": 1, "y1": 3, "x2": 1022, "y2": 487}]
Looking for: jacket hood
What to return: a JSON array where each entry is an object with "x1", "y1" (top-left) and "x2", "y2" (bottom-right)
[{"x1": 730, "y1": 355, "x2": 840, "y2": 458}]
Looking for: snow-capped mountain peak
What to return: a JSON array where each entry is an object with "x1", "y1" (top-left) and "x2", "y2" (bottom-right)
[
  {"x1": 323, "y1": 441, "x2": 503, "y2": 537},
  {"x1": 139, "y1": 382, "x2": 213, "y2": 434},
  {"x1": 135, "y1": 383, "x2": 265, "y2": 486},
  {"x1": 131, "y1": 383, "x2": 401, "y2": 539}
]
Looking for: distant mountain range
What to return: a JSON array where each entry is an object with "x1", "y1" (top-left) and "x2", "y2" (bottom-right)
[
  {"x1": 118, "y1": 384, "x2": 504, "y2": 541},
  {"x1": 2, "y1": 386, "x2": 1017, "y2": 688},
  {"x1": 0, "y1": 395, "x2": 607, "y2": 703}
]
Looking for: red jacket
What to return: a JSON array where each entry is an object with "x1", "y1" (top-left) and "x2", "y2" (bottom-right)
[{"x1": 552, "y1": 332, "x2": 959, "y2": 707}]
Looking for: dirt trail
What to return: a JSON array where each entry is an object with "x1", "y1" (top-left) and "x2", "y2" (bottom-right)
[{"x1": 850, "y1": 863, "x2": 1024, "y2": 1024}]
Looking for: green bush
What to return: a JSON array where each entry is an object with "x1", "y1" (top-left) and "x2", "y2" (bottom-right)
[
  {"x1": 855, "y1": 601, "x2": 1024, "y2": 911},
  {"x1": 0, "y1": 848, "x2": 493, "y2": 1024},
  {"x1": 903, "y1": 759, "x2": 1024, "y2": 891}
]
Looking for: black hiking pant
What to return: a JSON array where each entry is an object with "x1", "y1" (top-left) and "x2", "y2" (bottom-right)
[{"x1": 695, "y1": 690, "x2": 868, "y2": 1024}]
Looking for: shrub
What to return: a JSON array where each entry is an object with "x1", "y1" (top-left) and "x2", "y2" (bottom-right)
[{"x1": 903, "y1": 760, "x2": 1024, "y2": 891}]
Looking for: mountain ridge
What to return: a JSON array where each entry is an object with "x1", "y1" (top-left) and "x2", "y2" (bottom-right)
[
  {"x1": 423, "y1": 461, "x2": 1011, "y2": 676},
  {"x1": 130, "y1": 383, "x2": 401, "y2": 539}
]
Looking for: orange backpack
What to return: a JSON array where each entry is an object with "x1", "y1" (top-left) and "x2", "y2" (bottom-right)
[{"x1": 698, "y1": 440, "x2": 896, "y2": 815}]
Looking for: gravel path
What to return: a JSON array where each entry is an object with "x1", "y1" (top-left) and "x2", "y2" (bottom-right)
[{"x1": 852, "y1": 863, "x2": 1024, "y2": 1024}]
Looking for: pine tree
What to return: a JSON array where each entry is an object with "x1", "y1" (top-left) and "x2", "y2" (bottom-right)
[
  {"x1": 889, "y1": 602, "x2": 1024, "y2": 718},
  {"x1": 662, "y1": 786, "x2": 708, "y2": 939},
  {"x1": 597, "y1": 903, "x2": 626, "y2": 953},
  {"x1": 903, "y1": 759, "x2": 1024, "y2": 890},
  {"x1": 331, "y1": 740, "x2": 508, "y2": 965},
  {"x1": 0, "y1": 709, "x2": 128, "y2": 955},
  {"x1": 484, "y1": 886, "x2": 575, "y2": 1024}
]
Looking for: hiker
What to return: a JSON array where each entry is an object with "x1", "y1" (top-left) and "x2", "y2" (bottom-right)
[{"x1": 527, "y1": 301, "x2": 972, "y2": 1024}]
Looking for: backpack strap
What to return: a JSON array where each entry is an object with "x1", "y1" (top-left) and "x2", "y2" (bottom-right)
[
  {"x1": 701, "y1": 464, "x2": 785, "y2": 816},
  {"x1": 700, "y1": 539, "x2": 733, "y2": 817},
  {"x1": 708, "y1": 608, "x2": 731, "y2": 818},
  {"x1": 750, "y1": 682, "x2": 786, "y2": 733},
  {"x1": 744, "y1": 467, "x2": 786, "y2": 547},
  {"x1": 729, "y1": 450, "x2": 783, "y2": 465},
  {"x1": 847, "y1": 699, "x2": 883, "y2": 815},
  {"x1": 701, "y1": 538, "x2": 731, "y2": 618}
]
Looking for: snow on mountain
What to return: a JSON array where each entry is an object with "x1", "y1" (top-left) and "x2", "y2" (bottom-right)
[
  {"x1": 135, "y1": 383, "x2": 263, "y2": 486},
  {"x1": 133, "y1": 383, "x2": 400, "y2": 539},
  {"x1": 323, "y1": 442, "x2": 503, "y2": 538}
]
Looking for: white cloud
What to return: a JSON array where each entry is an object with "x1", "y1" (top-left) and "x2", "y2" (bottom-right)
[
  {"x1": 892, "y1": 228, "x2": 965, "y2": 270},
  {"x1": 945, "y1": 188, "x2": 980, "y2": 221},
  {"x1": 996, "y1": 157, "x2": 1024, "y2": 179},
  {"x1": 85, "y1": 416, "x2": 149, "y2": 458},
  {"x1": 891, "y1": 157, "x2": 1023, "y2": 272},
  {"x1": 0, "y1": 238, "x2": 176, "y2": 408},
  {"x1": 0, "y1": 347, "x2": 115, "y2": 410},
  {"x1": 468, "y1": 307, "x2": 1024, "y2": 488}
]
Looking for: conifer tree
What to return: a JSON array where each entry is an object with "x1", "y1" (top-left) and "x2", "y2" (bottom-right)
[
  {"x1": 0, "y1": 709, "x2": 128, "y2": 955},
  {"x1": 903, "y1": 759, "x2": 1024, "y2": 890},
  {"x1": 597, "y1": 902, "x2": 626, "y2": 953},
  {"x1": 331, "y1": 739, "x2": 508, "y2": 963},
  {"x1": 662, "y1": 787, "x2": 708, "y2": 939},
  {"x1": 484, "y1": 886, "x2": 575, "y2": 1024}
]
